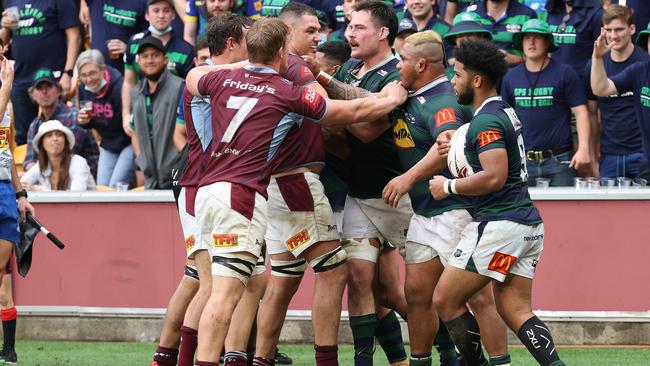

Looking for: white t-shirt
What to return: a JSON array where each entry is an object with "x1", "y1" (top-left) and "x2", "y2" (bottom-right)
[{"x1": 21, "y1": 155, "x2": 96, "y2": 191}]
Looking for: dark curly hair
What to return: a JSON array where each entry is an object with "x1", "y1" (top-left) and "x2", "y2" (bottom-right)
[{"x1": 454, "y1": 39, "x2": 507, "y2": 89}]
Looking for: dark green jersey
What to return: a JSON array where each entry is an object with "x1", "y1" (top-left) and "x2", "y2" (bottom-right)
[
  {"x1": 464, "y1": 97, "x2": 542, "y2": 224},
  {"x1": 331, "y1": 56, "x2": 404, "y2": 199},
  {"x1": 260, "y1": 0, "x2": 288, "y2": 17},
  {"x1": 396, "y1": 77, "x2": 473, "y2": 217},
  {"x1": 393, "y1": 76, "x2": 472, "y2": 217}
]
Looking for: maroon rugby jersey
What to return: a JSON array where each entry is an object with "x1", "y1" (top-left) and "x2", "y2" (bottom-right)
[
  {"x1": 197, "y1": 65, "x2": 327, "y2": 196},
  {"x1": 271, "y1": 54, "x2": 326, "y2": 174}
]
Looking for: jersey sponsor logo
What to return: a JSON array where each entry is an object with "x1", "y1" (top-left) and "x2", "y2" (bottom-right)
[
  {"x1": 641, "y1": 87, "x2": 650, "y2": 107},
  {"x1": 435, "y1": 107, "x2": 456, "y2": 127},
  {"x1": 223, "y1": 79, "x2": 276, "y2": 94},
  {"x1": 212, "y1": 234, "x2": 239, "y2": 247},
  {"x1": 286, "y1": 229, "x2": 310, "y2": 251},
  {"x1": 185, "y1": 235, "x2": 195, "y2": 252},
  {"x1": 393, "y1": 118, "x2": 415, "y2": 148},
  {"x1": 301, "y1": 88, "x2": 322, "y2": 111},
  {"x1": 487, "y1": 252, "x2": 517, "y2": 275},
  {"x1": 300, "y1": 66, "x2": 312, "y2": 80},
  {"x1": 0, "y1": 127, "x2": 9, "y2": 149},
  {"x1": 477, "y1": 129, "x2": 503, "y2": 148}
]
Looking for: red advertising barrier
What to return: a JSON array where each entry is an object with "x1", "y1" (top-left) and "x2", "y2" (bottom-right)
[{"x1": 13, "y1": 191, "x2": 650, "y2": 312}]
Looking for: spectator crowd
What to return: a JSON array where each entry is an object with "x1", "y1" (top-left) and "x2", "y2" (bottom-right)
[{"x1": 1, "y1": 0, "x2": 649, "y2": 191}]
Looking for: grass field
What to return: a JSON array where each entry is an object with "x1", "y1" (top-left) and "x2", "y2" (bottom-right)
[{"x1": 12, "y1": 341, "x2": 650, "y2": 366}]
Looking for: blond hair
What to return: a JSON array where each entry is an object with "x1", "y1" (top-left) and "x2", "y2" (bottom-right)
[
  {"x1": 404, "y1": 30, "x2": 442, "y2": 46},
  {"x1": 247, "y1": 18, "x2": 290, "y2": 64}
]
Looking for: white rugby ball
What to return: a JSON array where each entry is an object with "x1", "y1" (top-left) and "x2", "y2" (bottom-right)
[{"x1": 447, "y1": 123, "x2": 474, "y2": 178}]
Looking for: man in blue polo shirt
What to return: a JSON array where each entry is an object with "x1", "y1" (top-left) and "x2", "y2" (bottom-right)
[
  {"x1": 79, "y1": 0, "x2": 148, "y2": 73},
  {"x1": 0, "y1": 0, "x2": 81, "y2": 145},
  {"x1": 585, "y1": 5, "x2": 648, "y2": 179},
  {"x1": 592, "y1": 28, "x2": 650, "y2": 181},
  {"x1": 546, "y1": 0, "x2": 603, "y2": 80},
  {"x1": 121, "y1": 0, "x2": 194, "y2": 137},
  {"x1": 501, "y1": 19, "x2": 593, "y2": 186},
  {"x1": 466, "y1": 0, "x2": 537, "y2": 66}
]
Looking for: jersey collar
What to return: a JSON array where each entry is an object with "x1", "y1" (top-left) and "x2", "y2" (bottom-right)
[
  {"x1": 244, "y1": 65, "x2": 278, "y2": 74},
  {"x1": 353, "y1": 55, "x2": 397, "y2": 79},
  {"x1": 474, "y1": 96, "x2": 502, "y2": 116},
  {"x1": 410, "y1": 75, "x2": 448, "y2": 97}
]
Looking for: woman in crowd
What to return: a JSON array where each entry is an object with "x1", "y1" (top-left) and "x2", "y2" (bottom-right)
[
  {"x1": 21, "y1": 120, "x2": 96, "y2": 191},
  {"x1": 76, "y1": 49, "x2": 134, "y2": 187}
]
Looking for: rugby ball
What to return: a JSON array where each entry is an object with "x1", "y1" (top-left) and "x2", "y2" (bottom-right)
[{"x1": 447, "y1": 123, "x2": 474, "y2": 178}]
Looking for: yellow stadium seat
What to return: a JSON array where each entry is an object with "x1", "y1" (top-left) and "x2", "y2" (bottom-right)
[{"x1": 13, "y1": 144, "x2": 26, "y2": 173}]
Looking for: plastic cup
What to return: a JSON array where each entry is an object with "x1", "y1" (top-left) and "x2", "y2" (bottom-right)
[
  {"x1": 587, "y1": 177, "x2": 600, "y2": 189},
  {"x1": 574, "y1": 177, "x2": 588, "y2": 189},
  {"x1": 535, "y1": 178, "x2": 550, "y2": 188},
  {"x1": 632, "y1": 178, "x2": 647, "y2": 187},
  {"x1": 79, "y1": 100, "x2": 93, "y2": 113},
  {"x1": 5, "y1": 7, "x2": 19, "y2": 29},
  {"x1": 114, "y1": 182, "x2": 129, "y2": 192},
  {"x1": 617, "y1": 177, "x2": 632, "y2": 188},
  {"x1": 599, "y1": 177, "x2": 616, "y2": 188}
]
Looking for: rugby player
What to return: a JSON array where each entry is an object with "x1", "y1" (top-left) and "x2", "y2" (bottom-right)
[
  {"x1": 430, "y1": 39, "x2": 565, "y2": 366},
  {"x1": 384, "y1": 31, "x2": 510, "y2": 366},
  {"x1": 254, "y1": 4, "x2": 351, "y2": 365},
  {"x1": 316, "y1": 1, "x2": 410, "y2": 364},
  {"x1": 185, "y1": 18, "x2": 408, "y2": 366}
]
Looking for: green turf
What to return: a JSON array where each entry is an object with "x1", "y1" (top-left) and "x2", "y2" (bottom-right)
[{"x1": 11, "y1": 341, "x2": 650, "y2": 365}]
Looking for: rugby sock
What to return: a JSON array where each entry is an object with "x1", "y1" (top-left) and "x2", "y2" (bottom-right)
[
  {"x1": 194, "y1": 361, "x2": 219, "y2": 366},
  {"x1": 349, "y1": 314, "x2": 377, "y2": 365},
  {"x1": 488, "y1": 354, "x2": 511, "y2": 365},
  {"x1": 435, "y1": 321, "x2": 459, "y2": 366},
  {"x1": 409, "y1": 352, "x2": 432, "y2": 366},
  {"x1": 1, "y1": 307, "x2": 17, "y2": 350},
  {"x1": 376, "y1": 310, "x2": 407, "y2": 363},
  {"x1": 444, "y1": 312, "x2": 489, "y2": 366},
  {"x1": 178, "y1": 326, "x2": 198, "y2": 366},
  {"x1": 516, "y1": 316, "x2": 565, "y2": 366},
  {"x1": 224, "y1": 351, "x2": 248, "y2": 366},
  {"x1": 315, "y1": 344, "x2": 338, "y2": 366},
  {"x1": 153, "y1": 345, "x2": 179, "y2": 366},
  {"x1": 252, "y1": 356, "x2": 275, "y2": 366}
]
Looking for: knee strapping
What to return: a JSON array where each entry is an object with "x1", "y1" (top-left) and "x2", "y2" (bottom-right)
[
  {"x1": 184, "y1": 264, "x2": 200, "y2": 281},
  {"x1": 212, "y1": 254, "x2": 257, "y2": 285},
  {"x1": 309, "y1": 247, "x2": 347, "y2": 273},
  {"x1": 343, "y1": 238, "x2": 380, "y2": 263},
  {"x1": 271, "y1": 258, "x2": 307, "y2": 277}
]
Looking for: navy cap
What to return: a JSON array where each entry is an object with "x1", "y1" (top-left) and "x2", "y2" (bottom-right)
[
  {"x1": 137, "y1": 36, "x2": 166, "y2": 54},
  {"x1": 397, "y1": 18, "x2": 417, "y2": 36}
]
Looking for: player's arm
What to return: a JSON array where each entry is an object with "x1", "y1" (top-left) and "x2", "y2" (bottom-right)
[
  {"x1": 383, "y1": 141, "x2": 449, "y2": 207},
  {"x1": 430, "y1": 148, "x2": 508, "y2": 200},
  {"x1": 591, "y1": 29, "x2": 618, "y2": 97},
  {"x1": 320, "y1": 82, "x2": 407, "y2": 127},
  {"x1": 186, "y1": 60, "x2": 249, "y2": 95}
]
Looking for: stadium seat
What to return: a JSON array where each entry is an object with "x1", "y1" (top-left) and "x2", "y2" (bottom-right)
[{"x1": 12, "y1": 144, "x2": 26, "y2": 174}]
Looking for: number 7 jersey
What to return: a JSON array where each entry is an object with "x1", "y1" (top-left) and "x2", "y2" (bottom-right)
[{"x1": 196, "y1": 65, "x2": 327, "y2": 196}]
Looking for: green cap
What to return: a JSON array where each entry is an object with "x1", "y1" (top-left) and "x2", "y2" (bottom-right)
[
  {"x1": 637, "y1": 21, "x2": 650, "y2": 51},
  {"x1": 512, "y1": 19, "x2": 558, "y2": 52},
  {"x1": 443, "y1": 12, "x2": 492, "y2": 46}
]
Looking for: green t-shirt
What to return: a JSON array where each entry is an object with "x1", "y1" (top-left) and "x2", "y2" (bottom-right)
[
  {"x1": 396, "y1": 77, "x2": 473, "y2": 217},
  {"x1": 330, "y1": 56, "x2": 404, "y2": 199},
  {"x1": 464, "y1": 97, "x2": 542, "y2": 224}
]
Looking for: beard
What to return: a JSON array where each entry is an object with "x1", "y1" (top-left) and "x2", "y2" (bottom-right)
[
  {"x1": 144, "y1": 67, "x2": 165, "y2": 82},
  {"x1": 457, "y1": 83, "x2": 474, "y2": 105}
]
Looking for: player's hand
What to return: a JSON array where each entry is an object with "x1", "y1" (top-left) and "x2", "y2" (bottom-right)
[
  {"x1": 0, "y1": 58, "x2": 14, "y2": 88},
  {"x1": 380, "y1": 81, "x2": 408, "y2": 104},
  {"x1": 569, "y1": 147, "x2": 591, "y2": 172},
  {"x1": 17, "y1": 197, "x2": 34, "y2": 222},
  {"x1": 429, "y1": 175, "x2": 449, "y2": 200},
  {"x1": 382, "y1": 174, "x2": 414, "y2": 208},
  {"x1": 302, "y1": 53, "x2": 321, "y2": 76},
  {"x1": 436, "y1": 130, "x2": 453, "y2": 157},
  {"x1": 593, "y1": 28, "x2": 613, "y2": 59}
]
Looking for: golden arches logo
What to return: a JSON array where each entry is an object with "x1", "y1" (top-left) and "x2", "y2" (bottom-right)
[{"x1": 487, "y1": 252, "x2": 517, "y2": 275}]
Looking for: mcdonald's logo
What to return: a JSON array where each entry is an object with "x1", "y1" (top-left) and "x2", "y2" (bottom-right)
[
  {"x1": 477, "y1": 129, "x2": 503, "y2": 148},
  {"x1": 487, "y1": 252, "x2": 517, "y2": 275},
  {"x1": 185, "y1": 235, "x2": 195, "y2": 252},
  {"x1": 286, "y1": 229, "x2": 310, "y2": 251},
  {"x1": 435, "y1": 107, "x2": 456, "y2": 127},
  {"x1": 213, "y1": 234, "x2": 239, "y2": 247}
]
